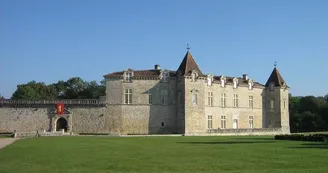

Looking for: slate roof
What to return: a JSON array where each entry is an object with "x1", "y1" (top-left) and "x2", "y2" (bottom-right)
[
  {"x1": 103, "y1": 69, "x2": 176, "y2": 78},
  {"x1": 103, "y1": 51, "x2": 283, "y2": 88},
  {"x1": 265, "y1": 67, "x2": 287, "y2": 87},
  {"x1": 176, "y1": 51, "x2": 204, "y2": 76}
]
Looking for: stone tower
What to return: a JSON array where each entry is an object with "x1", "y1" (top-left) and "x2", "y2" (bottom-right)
[
  {"x1": 264, "y1": 67, "x2": 290, "y2": 134},
  {"x1": 176, "y1": 51, "x2": 205, "y2": 134}
]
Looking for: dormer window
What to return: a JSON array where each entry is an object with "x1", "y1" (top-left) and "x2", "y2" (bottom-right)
[
  {"x1": 220, "y1": 76, "x2": 226, "y2": 87},
  {"x1": 191, "y1": 70, "x2": 198, "y2": 82},
  {"x1": 207, "y1": 75, "x2": 213, "y2": 86},
  {"x1": 233, "y1": 78, "x2": 238, "y2": 89},
  {"x1": 269, "y1": 82, "x2": 275, "y2": 91},
  {"x1": 125, "y1": 72, "x2": 132, "y2": 81},
  {"x1": 124, "y1": 70, "x2": 133, "y2": 82},
  {"x1": 162, "y1": 71, "x2": 169, "y2": 82},
  {"x1": 248, "y1": 79, "x2": 253, "y2": 90}
]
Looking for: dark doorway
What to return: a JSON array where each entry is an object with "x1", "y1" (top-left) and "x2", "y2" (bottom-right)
[{"x1": 56, "y1": 118, "x2": 68, "y2": 132}]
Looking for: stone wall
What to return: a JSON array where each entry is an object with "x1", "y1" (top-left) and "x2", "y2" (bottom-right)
[{"x1": 0, "y1": 107, "x2": 117, "y2": 134}]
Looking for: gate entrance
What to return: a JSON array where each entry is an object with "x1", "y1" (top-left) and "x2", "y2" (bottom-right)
[{"x1": 56, "y1": 118, "x2": 68, "y2": 132}]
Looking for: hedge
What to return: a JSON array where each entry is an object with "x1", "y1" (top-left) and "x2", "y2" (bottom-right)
[{"x1": 275, "y1": 134, "x2": 328, "y2": 142}]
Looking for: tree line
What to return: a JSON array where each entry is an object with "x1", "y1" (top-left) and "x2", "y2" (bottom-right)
[
  {"x1": 1, "y1": 77, "x2": 328, "y2": 133},
  {"x1": 289, "y1": 94, "x2": 328, "y2": 133},
  {"x1": 8, "y1": 77, "x2": 106, "y2": 100}
]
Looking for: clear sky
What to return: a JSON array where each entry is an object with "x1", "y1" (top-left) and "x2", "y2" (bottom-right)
[{"x1": 1, "y1": 0, "x2": 328, "y2": 98}]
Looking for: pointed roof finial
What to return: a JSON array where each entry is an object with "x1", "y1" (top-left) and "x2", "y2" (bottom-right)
[
  {"x1": 186, "y1": 43, "x2": 190, "y2": 51},
  {"x1": 274, "y1": 61, "x2": 277, "y2": 67}
]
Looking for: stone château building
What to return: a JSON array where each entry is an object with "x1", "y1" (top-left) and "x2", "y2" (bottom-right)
[
  {"x1": 0, "y1": 50, "x2": 290, "y2": 136},
  {"x1": 103, "y1": 51, "x2": 290, "y2": 135}
]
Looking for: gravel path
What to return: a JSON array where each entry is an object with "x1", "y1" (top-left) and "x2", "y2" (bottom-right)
[{"x1": 0, "y1": 138, "x2": 19, "y2": 150}]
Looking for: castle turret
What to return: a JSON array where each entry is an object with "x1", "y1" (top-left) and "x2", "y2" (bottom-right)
[
  {"x1": 265, "y1": 66, "x2": 290, "y2": 134},
  {"x1": 176, "y1": 51, "x2": 205, "y2": 134}
]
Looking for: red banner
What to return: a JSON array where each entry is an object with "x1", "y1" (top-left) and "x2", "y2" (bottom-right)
[{"x1": 56, "y1": 103, "x2": 65, "y2": 115}]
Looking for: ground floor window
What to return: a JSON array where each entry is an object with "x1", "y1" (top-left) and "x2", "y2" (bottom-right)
[
  {"x1": 249, "y1": 116, "x2": 254, "y2": 128},
  {"x1": 220, "y1": 116, "x2": 226, "y2": 129},
  {"x1": 207, "y1": 115, "x2": 213, "y2": 129}
]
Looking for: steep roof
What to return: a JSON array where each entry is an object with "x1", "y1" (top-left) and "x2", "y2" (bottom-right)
[
  {"x1": 176, "y1": 51, "x2": 203, "y2": 76},
  {"x1": 265, "y1": 67, "x2": 287, "y2": 87}
]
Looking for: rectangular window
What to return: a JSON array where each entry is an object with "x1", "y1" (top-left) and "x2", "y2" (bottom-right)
[
  {"x1": 249, "y1": 116, "x2": 254, "y2": 128},
  {"x1": 125, "y1": 72, "x2": 132, "y2": 81},
  {"x1": 270, "y1": 99, "x2": 275, "y2": 109},
  {"x1": 207, "y1": 115, "x2": 213, "y2": 129},
  {"x1": 233, "y1": 94, "x2": 238, "y2": 108},
  {"x1": 221, "y1": 116, "x2": 226, "y2": 129},
  {"x1": 192, "y1": 93, "x2": 197, "y2": 105},
  {"x1": 163, "y1": 72, "x2": 169, "y2": 82},
  {"x1": 283, "y1": 100, "x2": 286, "y2": 109},
  {"x1": 249, "y1": 96, "x2": 253, "y2": 108},
  {"x1": 161, "y1": 122, "x2": 165, "y2": 127},
  {"x1": 207, "y1": 92, "x2": 213, "y2": 106},
  {"x1": 148, "y1": 94, "x2": 152, "y2": 104},
  {"x1": 221, "y1": 93, "x2": 226, "y2": 107},
  {"x1": 124, "y1": 89, "x2": 132, "y2": 104}
]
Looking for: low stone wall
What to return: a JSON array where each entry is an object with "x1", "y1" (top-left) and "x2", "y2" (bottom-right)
[{"x1": 185, "y1": 128, "x2": 285, "y2": 136}]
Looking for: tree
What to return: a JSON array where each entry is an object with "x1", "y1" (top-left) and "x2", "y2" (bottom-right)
[
  {"x1": 0, "y1": 94, "x2": 4, "y2": 99},
  {"x1": 11, "y1": 81, "x2": 57, "y2": 100},
  {"x1": 10, "y1": 77, "x2": 105, "y2": 100}
]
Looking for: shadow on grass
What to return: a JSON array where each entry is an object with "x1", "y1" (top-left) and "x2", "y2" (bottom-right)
[
  {"x1": 177, "y1": 141, "x2": 276, "y2": 145},
  {"x1": 289, "y1": 143, "x2": 328, "y2": 149}
]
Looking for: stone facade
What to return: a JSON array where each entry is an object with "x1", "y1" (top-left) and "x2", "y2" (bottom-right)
[
  {"x1": 103, "y1": 51, "x2": 290, "y2": 135},
  {"x1": 0, "y1": 51, "x2": 290, "y2": 135}
]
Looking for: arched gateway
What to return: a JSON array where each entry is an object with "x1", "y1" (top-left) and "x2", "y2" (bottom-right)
[
  {"x1": 49, "y1": 106, "x2": 73, "y2": 133},
  {"x1": 56, "y1": 118, "x2": 68, "y2": 132}
]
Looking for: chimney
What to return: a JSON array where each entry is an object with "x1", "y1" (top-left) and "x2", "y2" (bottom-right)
[
  {"x1": 243, "y1": 74, "x2": 248, "y2": 80},
  {"x1": 154, "y1": 64, "x2": 160, "y2": 70}
]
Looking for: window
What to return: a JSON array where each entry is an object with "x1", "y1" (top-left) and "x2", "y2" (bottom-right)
[
  {"x1": 270, "y1": 99, "x2": 275, "y2": 109},
  {"x1": 161, "y1": 91, "x2": 168, "y2": 105},
  {"x1": 124, "y1": 89, "x2": 132, "y2": 104},
  {"x1": 162, "y1": 72, "x2": 169, "y2": 82},
  {"x1": 192, "y1": 93, "x2": 197, "y2": 105},
  {"x1": 161, "y1": 122, "x2": 165, "y2": 127},
  {"x1": 125, "y1": 72, "x2": 132, "y2": 82},
  {"x1": 248, "y1": 80, "x2": 253, "y2": 90},
  {"x1": 207, "y1": 76, "x2": 212, "y2": 86},
  {"x1": 233, "y1": 119, "x2": 238, "y2": 129},
  {"x1": 249, "y1": 116, "x2": 254, "y2": 128},
  {"x1": 207, "y1": 92, "x2": 213, "y2": 106},
  {"x1": 249, "y1": 96, "x2": 253, "y2": 108},
  {"x1": 221, "y1": 79, "x2": 225, "y2": 87},
  {"x1": 207, "y1": 115, "x2": 213, "y2": 129},
  {"x1": 269, "y1": 83, "x2": 274, "y2": 91},
  {"x1": 191, "y1": 71, "x2": 198, "y2": 81},
  {"x1": 233, "y1": 94, "x2": 238, "y2": 108},
  {"x1": 148, "y1": 93, "x2": 152, "y2": 104},
  {"x1": 221, "y1": 116, "x2": 226, "y2": 129},
  {"x1": 283, "y1": 99, "x2": 286, "y2": 109},
  {"x1": 221, "y1": 93, "x2": 226, "y2": 107},
  {"x1": 233, "y1": 78, "x2": 238, "y2": 89}
]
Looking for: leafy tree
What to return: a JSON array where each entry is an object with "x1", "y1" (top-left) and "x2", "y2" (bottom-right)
[
  {"x1": 11, "y1": 77, "x2": 105, "y2": 100},
  {"x1": 11, "y1": 81, "x2": 57, "y2": 100},
  {"x1": 0, "y1": 94, "x2": 4, "y2": 99}
]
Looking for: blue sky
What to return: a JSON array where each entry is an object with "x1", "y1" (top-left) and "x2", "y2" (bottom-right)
[{"x1": 1, "y1": 0, "x2": 328, "y2": 98}]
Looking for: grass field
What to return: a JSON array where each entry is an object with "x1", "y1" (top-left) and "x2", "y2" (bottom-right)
[{"x1": 0, "y1": 136, "x2": 327, "y2": 173}]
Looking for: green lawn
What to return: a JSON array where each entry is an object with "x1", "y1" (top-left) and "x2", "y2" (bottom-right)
[{"x1": 0, "y1": 136, "x2": 327, "y2": 173}]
